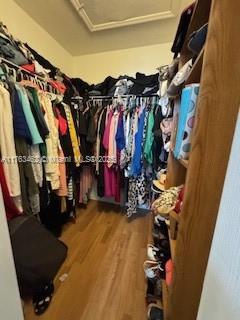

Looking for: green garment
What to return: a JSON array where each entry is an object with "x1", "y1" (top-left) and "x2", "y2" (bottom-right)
[{"x1": 144, "y1": 110, "x2": 154, "y2": 165}]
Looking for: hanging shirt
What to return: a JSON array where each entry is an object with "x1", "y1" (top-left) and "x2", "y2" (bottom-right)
[
  {"x1": 39, "y1": 93, "x2": 60, "y2": 190},
  {"x1": 0, "y1": 162, "x2": 21, "y2": 220},
  {"x1": 131, "y1": 107, "x2": 146, "y2": 177},
  {"x1": 108, "y1": 110, "x2": 119, "y2": 168},
  {"x1": 9, "y1": 82, "x2": 32, "y2": 143},
  {"x1": 0, "y1": 85, "x2": 21, "y2": 198},
  {"x1": 144, "y1": 110, "x2": 154, "y2": 165},
  {"x1": 15, "y1": 84, "x2": 43, "y2": 145},
  {"x1": 63, "y1": 103, "x2": 82, "y2": 167},
  {"x1": 115, "y1": 111, "x2": 125, "y2": 151},
  {"x1": 95, "y1": 107, "x2": 106, "y2": 174},
  {"x1": 27, "y1": 87, "x2": 49, "y2": 140}
]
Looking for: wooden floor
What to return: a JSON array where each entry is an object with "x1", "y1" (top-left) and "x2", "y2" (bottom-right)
[{"x1": 24, "y1": 201, "x2": 151, "y2": 320}]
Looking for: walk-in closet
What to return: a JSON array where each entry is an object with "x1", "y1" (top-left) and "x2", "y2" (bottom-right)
[{"x1": 0, "y1": 0, "x2": 240, "y2": 320}]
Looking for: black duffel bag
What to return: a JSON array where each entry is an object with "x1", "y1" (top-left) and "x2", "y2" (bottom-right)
[{"x1": 8, "y1": 215, "x2": 68, "y2": 296}]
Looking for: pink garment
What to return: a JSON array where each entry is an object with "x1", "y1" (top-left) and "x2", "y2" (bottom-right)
[
  {"x1": 108, "y1": 110, "x2": 119, "y2": 168},
  {"x1": 55, "y1": 117, "x2": 67, "y2": 197},
  {"x1": 79, "y1": 166, "x2": 94, "y2": 204},
  {"x1": 102, "y1": 110, "x2": 120, "y2": 201}
]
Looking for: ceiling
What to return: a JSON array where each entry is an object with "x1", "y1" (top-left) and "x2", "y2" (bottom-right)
[{"x1": 14, "y1": 0, "x2": 192, "y2": 56}]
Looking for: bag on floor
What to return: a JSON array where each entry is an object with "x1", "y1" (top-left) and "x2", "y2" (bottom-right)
[{"x1": 8, "y1": 215, "x2": 68, "y2": 295}]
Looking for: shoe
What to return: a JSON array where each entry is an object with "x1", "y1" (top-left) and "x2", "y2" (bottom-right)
[
  {"x1": 168, "y1": 58, "x2": 180, "y2": 80},
  {"x1": 146, "y1": 279, "x2": 162, "y2": 302},
  {"x1": 32, "y1": 282, "x2": 54, "y2": 315},
  {"x1": 144, "y1": 261, "x2": 165, "y2": 280},
  {"x1": 167, "y1": 59, "x2": 193, "y2": 98},
  {"x1": 152, "y1": 186, "x2": 182, "y2": 216},
  {"x1": 174, "y1": 185, "x2": 185, "y2": 213},
  {"x1": 147, "y1": 303, "x2": 164, "y2": 320},
  {"x1": 153, "y1": 174, "x2": 166, "y2": 192},
  {"x1": 188, "y1": 23, "x2": 208, "y2": 56},
  {"x1": 147, "y1": 244, "x2": 170, "y2": 264}
]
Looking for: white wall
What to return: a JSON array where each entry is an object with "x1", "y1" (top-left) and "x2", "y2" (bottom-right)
[
  {"x1": 0, "y1": 0, "x2": 73, "y2": 75},
  {"x1": 0, "y1": 185, "x2": 24, "y2": 320},
  {"x1": 73, "y1": 42, "x2": 173, "y2": 83},
  {"x1": 197, "y1": 113, "x2": 240, "y2": 320}
]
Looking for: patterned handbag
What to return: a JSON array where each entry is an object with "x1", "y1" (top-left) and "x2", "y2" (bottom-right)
[{"x1": 174, "y1": 84, "x2": 200, "y2": 160}]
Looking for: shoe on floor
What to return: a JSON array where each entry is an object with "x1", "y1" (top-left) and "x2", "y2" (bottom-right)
[{"x1": 147, "y1": 303, "x2": 164, "y2": 320}]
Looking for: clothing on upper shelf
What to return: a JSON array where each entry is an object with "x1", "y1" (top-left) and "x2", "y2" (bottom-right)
[
  {"x1": 171, "y1": 2, "x2": 196, "y2": 56},
  {"x1": 71, "y1": 72, "x2": 160, "y2": 98}
]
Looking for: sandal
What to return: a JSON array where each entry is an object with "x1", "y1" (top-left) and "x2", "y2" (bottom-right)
[
  {"x1": 146, "y1": 279, "x2": 162, "y2": 302},
  {"x1": 144, "y1": 261, "x2": 165, "y2": 280},
  {"x1": 147, "y1": 245, "x2": 170, "y2": 263},
  {"x1": 147, "y1": 303, "x2": 164, "y2": 320},
  {"x1": 33, "y1": 282, "x2": 54, "y2": 315}
]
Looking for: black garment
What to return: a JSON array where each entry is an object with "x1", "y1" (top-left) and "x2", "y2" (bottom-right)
[
  {"x1": 97, "y1": 108, "x2": 107, "y2": 197},
  {"x1": 70, "y1": 78, "x2": 93, "y2": 97},
  {"x1": 171, "y1": 2, "x2": 195, "y2": 56},
  {"x1": 56, "y1": 103, "x2": 75, "y2": 175},
  {"x1": 153, "y1": 105, "x2": 164, "y2": 171},
  {"x1": 24, "y1": 43, "x2": 58, "y2": 78},
  {"x1": 93, "y1": 76, "x2": 119, "y2": 96},
  {"x1": 15, "y1": 137, "x2": 39, "y2": 215},
  {"x1": 63, "y1": 75, "x2": 80, "y2": 104},
  {"x1": 39, "y1": 176, "x2": 62, "y2": 237},
  {"x1": 129, "y1": 73, "x2": 159, "y2": 95},
  {"x1": 78, "y1": 106, "x2": 96, "y2": 159}
]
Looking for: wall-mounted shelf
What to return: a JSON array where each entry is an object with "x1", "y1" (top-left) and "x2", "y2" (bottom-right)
[{"x1": 178, "y1": 158, "x2": 189, "y2": 169}]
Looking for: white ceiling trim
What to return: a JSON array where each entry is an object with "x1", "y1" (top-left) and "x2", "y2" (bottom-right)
[{"x1": 69, "y1": 0, "x2": 181, "y2": 32}]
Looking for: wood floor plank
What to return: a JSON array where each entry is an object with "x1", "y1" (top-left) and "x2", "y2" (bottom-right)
[{"x1": 24, "y1": 201, "x2": 151, "y2": 320}]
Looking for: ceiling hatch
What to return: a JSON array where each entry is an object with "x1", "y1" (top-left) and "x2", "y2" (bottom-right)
[{"x1": 69, "y1": 0, "x2": 181, "y2": 32}]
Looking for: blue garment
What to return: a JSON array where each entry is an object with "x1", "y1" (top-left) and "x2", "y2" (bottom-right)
[
  {"x1": 115, "y1": 112, "x2": 125, "y2": 151},
  {"x1": 12, "y1": 86, "x2": 32, "y2": 143},
  {"x1": 131, "y1": 108, "x2": 146, "y2": 177},
  {"x1": 15, "y1": 84, "x2": 43, "y2": 145}
]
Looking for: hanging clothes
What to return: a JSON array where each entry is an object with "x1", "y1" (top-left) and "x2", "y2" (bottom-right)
[
  {"x1": 63, "y1": 102, "x2": 82, "y2": 167},
  {"x1": 0, "y1": 85, "x2": 21, "y2": 198}
]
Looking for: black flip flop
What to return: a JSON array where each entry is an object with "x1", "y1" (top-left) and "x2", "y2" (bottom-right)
[{"x1": 33, "y1": 282, "x2": 54, "y2": 315}]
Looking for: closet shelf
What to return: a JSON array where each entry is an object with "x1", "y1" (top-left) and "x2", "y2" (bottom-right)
[
  {"x1": 178, "y1": 158, "x2": 189, "y2": 169},
  {"x1": 170, "y1": 210, "x2": 181, "y2": 224},
  {"x1": 168, "y1": 229, "x2": 177, "y2": 260},
  {"x1": 162, "y1": 280, "x2": 169, "y2": 318}
]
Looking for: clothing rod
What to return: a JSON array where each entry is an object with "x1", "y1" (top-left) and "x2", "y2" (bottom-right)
[
  {"x1": 71, "y1": 96, "x2": 83, "y2": 100},
  {"x1": 0, "y1": 57, "x2": 52, "y2": 83},
  {"x1": 89, "y1": 94, "x2": 159, "y2": 99}
]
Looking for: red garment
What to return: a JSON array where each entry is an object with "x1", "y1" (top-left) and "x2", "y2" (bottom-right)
[
  {"x1": 166, "y1": 259, "x2": 173, "y2": 287},
  {"x1": 21, "y1": 64, "x2": 35, "y2": 73},
  {"x1": 55, "y1": 107, "x2": 68, "y2": 135},
  {"x1": 49, "y1": 80, "x2": 66, "y2": 94},
  {"x1": 0, "y1": 162, "x2": 21, "y2": 220}
]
